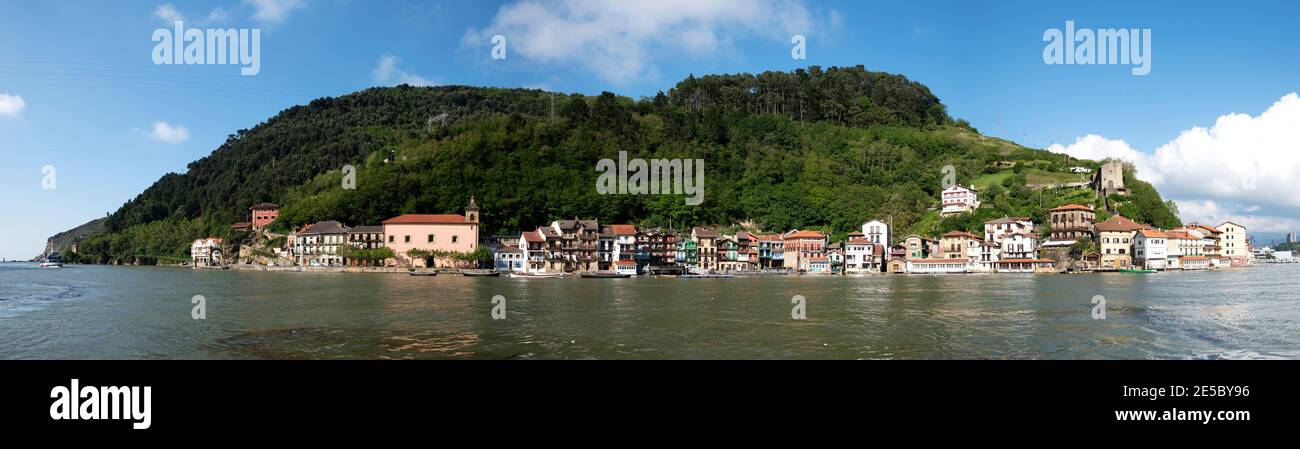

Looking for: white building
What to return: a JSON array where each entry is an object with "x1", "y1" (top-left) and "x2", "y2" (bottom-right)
[
  {"x1": 493, "y1": 245, "x2": 525, "y2": 272},
  {"x1": 615, "y1": 260, "x2": 638, "y2": 276},
  {"x1": 940, "y1": 184, "x2": 980, "y2": 217},
  {"x1": 860, "y1": 219, "x2": 890, "y2": 250},
  {"x1": 983, "y1": 216, "x2": 1033, "y2": 244},
  {"x1": 976, "y1": 241, "x2": 1000, "y2": 272},
  {"x1": 906, "y1": 258, "x2": 972, "y2": 274},
  {"x1": 190, "y1": 237, "x2": 223, "y2": 267},
  {"x1": 294, "y1": 221, "x2": 350, "y2": 267},
  {"x1": 1216, "y1": 221, "x2": 1248, "y2": 267},
  {"x1": 1164, "y1": 230, "x2": 1202, "y2": 269},
  {"x1": 1134, "y1": 230, "x2": 1169, "y2": 270},
  {"x1": 1000, "y1": 233, "x2": 1037, "y2": 260},
  {"x1": 843, "y1": 238, "x2": 880, "y2": 273}
]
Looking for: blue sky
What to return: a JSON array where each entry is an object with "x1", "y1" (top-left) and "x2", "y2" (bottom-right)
[{"x1": 2, "y1": 0, "x2": 1299, "y2": 259}]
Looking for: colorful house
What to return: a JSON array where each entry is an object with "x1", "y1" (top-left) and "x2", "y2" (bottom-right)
[
  {"x1": 250, "y1": 202, "x2": 281, "y2": 231},
  {"x1": 782, "y1": 230, "x2": 827, "y2": 271},
  {"x1": 939, "y1": 230, "x2": 982, "y2": 261},
  {"x1": 382, "y1": 199, "x2": 480, "y2": 268},
  {"x1": 1095, "y1": 214, "x2": 1150, "y2": 270}
]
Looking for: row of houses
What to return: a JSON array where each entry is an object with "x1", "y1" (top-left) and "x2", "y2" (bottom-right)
[
  {"x1": 189, "y1": 195, "x2": 1250, "y2": 275},
  {"x1": 192, "y1": 199, "x2": 484, "y2": 268}
]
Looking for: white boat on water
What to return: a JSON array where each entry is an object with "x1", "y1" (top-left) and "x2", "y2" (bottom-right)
[
  {"x1": 39, "y1": 251, "x2": 64, "y2": 268},
  {"x1": 510, "y1": 272, "x2": 565, "y2": 279}
]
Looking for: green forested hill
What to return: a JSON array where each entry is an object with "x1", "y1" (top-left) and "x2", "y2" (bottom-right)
[{"x1": 64, "y1": 65, "x2": 1180, "y2": 264}]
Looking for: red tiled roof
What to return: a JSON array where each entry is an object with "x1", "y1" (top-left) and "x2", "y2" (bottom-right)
[
  {"x1": 1137, "y1": 229, "x2": 1169, "y2": 238},
  {"x1": 985, "y1": 216, "x2": 1032, "y2": 225},
  {"x1": 616, "y1": 260, "x2": 637, "y2": 266},
  {"x1": 250, "y1": 202, "x2": 280, "y2": 210},
  {"x1": 1095, "y1": 215, "x2": 1151, "y2": 232},
  {"x1": 941, "y1": 230, "x2": 981, "y2": 239},
  {"x1": 1050, "y1": 204, "x2": 1093, "y2": 212},
  {"x1": 383, "y1": 214, "x2": 470, "y2": 225},
  {"x1": 608, "y1": 224, "x2": 638, "y2": 235},
  {"x1": 784, "y1": 230, "x2": 825, "y2": 239},
  {"x1": 996, "y1": 258, "x2": 1055, "y2": 264},
  {"x1": 809, "y1": 257, "x2": 829, "y2": 262},
  {"x1": 522, "y1": 230, "x2": 544, "y2": 243},
  {"x1": 846, "y1": 238, "x2": 871, "y2": 245},
  {"x1": 909, "y1": 258, "x2": 969, "y2": 263}
]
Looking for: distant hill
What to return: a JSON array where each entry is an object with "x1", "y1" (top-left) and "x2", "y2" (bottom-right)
[
  {"x1": 59, "y1": 65, "x2": 1181, "y2": 264},
  {"x1": 36, "y1": 217, "x2": 106, "y2": 261}
]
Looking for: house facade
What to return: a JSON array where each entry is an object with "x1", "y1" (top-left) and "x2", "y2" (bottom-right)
[
  {"x1": 1217, "y1": 221, "x2": 1248, "y2": 267},
  {"x1": 843, "y1": 238, "x2": 880, "y2": 273},
  {"x1": 1095, "y1": 214, "x2": 1149, "y2": 269},
  {"x1": 1163, "y1": 230, "x2": 1202, "y2": 269},
  {"x1": 494, "y1": 245, "x2": 525, "y2": 272},
  {"x1": 906, "y1": 258, "x2": 972, "y2": 274},
  {"x1": 782, "y1": 230, "x2": 827, "y2": 271},
  {"x1": 382, "y1": 200, "x2": 480, "y2": 268},
  {"x1": 295, "y1": 220, "x2": 350, "y2": 267},
  {"x1": 984, "y1": 216, "x2": 1033, "y2": 244},
  {"x1": 346, "y1": 225, "x2": 385, "y2": 266},
  {"x1": 939, "y1": 230, "x2": 982, "y2": 261},
  {"x1": 190, "y1": 237, "x2": 222, "y2": 267},
  {"x1": 520, "y1": 230, "x2": 547, "y2": 273},
  {"x1": 692, "y1": 227, "x2": 718, "y2": 271},
  {"x1": 250, "y1": 202, "x2": 281, "y2": 231},
  {"x1": 1134, "y1": 229, "x2": 1169, "y2": 270},
  {"x1": 940, "y1": 184, "x2": 980, "y2": 217},
  {"x1": 1000, "y1": 233, "x2": 1037, "y2": 260},
  {"x1": 1048, "y1": 204, "x2": 1095, "y2": 242},
  {"x1": 861, "y1": 220, "x2": 890, "y2": 249}
]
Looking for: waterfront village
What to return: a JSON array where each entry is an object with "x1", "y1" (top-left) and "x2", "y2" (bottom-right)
[{"x1": 189, "y1": 161, "x2": 1258, "y2": 276}]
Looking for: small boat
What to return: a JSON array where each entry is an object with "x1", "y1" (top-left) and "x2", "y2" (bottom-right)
[
  {"x1": 679, "y1": 274, "x2": 736, "y2": 279},
  {"x1": 39, "y1": 252, "x2": 63, "y2": 269},
  {"x1": 461, "y1": 269, "x2": 500, "y2": 277},
  {"x1": 1118, "y1": 268, "x2": 1156, "y2": 273},
  {"x1": 510, "y1": 272, "x2": 565, "y2": 279},
  {"x1": 578, "y1": 271, "x2": 631, "y2": 279},
  {"x1": 408, "y1": 271, "x2": 438, "y2": 277}
]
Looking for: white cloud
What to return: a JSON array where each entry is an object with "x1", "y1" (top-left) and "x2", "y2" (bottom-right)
[
  {"x1": 1049, "y1": 93, "x2": 1300, "y2": 229},
  {"x1": 244, "y1": 0, "x2": 306, "y2": 24},
  {"x1": 372, "y1": 54, "x2": 437, "y2": 87},
  {"x1": 463, "y1": 0, "x2": 818, "y2": 83},
  {"x1": 0, "y1": 92, "x2": 25, "y2": 117},
  {"x1": 153, "y1": 3, "x2": 184, "y2": 23},
  {"x1": 204, "y1": 7, "x2": 231, "y2": 24},
  {"x1": 150, "y1": 121, "x2": 191, "y2": 144}
]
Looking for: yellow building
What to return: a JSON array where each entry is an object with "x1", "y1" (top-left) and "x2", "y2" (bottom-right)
[{"x1": 1094, "y1": 215, "x2": 1149, "y2": 269}]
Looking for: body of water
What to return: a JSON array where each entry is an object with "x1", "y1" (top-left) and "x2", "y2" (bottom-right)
[{"x1": 1, "y1": 263, "x2": 1297, "y2": 359}]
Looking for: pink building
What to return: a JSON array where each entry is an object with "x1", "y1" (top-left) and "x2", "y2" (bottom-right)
[
  {"x1": 250, "y1": 203, "x2": 281, "y2": 230},
  {"x1": 382, "y1": 198, "x2": 481, "y2": 268}
]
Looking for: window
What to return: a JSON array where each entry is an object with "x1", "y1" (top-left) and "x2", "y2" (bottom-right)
[
  {"x1": 404, "y1": 235, "x2": 411, "y2": 243},
  {"x1": 452, "y1": 235, "x2": 458, "y2": 243},
  {"x1": 389, "y1": 235, "x2": 395, "y2": 243},
  {"x1": 428, "y1": 234, "x2": 435, "y2": 243}
]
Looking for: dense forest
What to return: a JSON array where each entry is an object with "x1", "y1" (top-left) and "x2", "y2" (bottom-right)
[{"x1": 59, "y1": 65, "x2": 1181, "y2": 264}]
